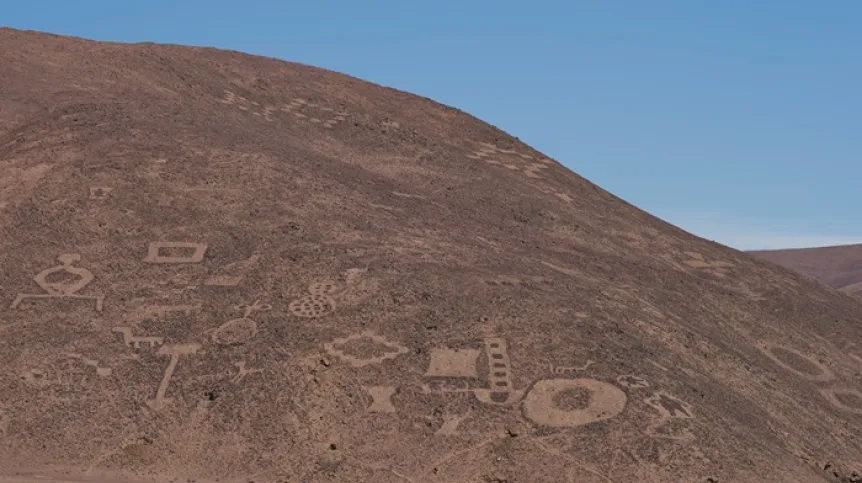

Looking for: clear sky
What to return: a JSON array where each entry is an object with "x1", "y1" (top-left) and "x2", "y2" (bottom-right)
[{"x1": 4, "y1": 1, "x2": 861, "y2": 250}]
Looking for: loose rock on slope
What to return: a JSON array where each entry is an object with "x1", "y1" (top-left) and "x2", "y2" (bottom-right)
[{"x1": 0, "y1": 28, "x2": 861, "y2": 483}]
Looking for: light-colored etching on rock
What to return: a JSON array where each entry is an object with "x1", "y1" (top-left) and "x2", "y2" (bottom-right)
[
  {"x1": 219, "y1": 90, "x2": 275, "y2": 121},
  {"x1": 466, "y1": 142, "x2": 554, "y2": 179},
  {"x1": 144, "y1": 241, "x2": 208, "y2": 264},
  {"x1": 343, "y1": 266, "x2": 366, "y2": 284},
  {"x1": 365, "y1": 385, "x2": 397, "y2": 413},
  {"x1": 308, "y1": 279, "x2": 341, "y2": 295},
  {"x1": 154, "y1": 271, "x2": 198, "y2": 289},
  {"x1": 475, "y1": 338, "x2": 524, "y2": 405},
  {"x1": 205, "y1": 255, "x2": 260, "y2": 286},
  {"x1": 645, "y1": 418, "x2": 697, "y2": 442},
  {"x1": 0, "y1": 406, "x2": 7, "y2": 435},
  {"x1": 680, "y1": 252, "x2": 734, "y2": 277},
  {"x1": 288, "y1": 293, "x2": 336, "y2": 318},
  {"x1": 219, "y1": 90, "x2": 237, "y2": 105},
  {"x1": 210, "y1": 299, "x2": 270, "y2": 345},
  {"x1": 88, "y1": 186, "x2": 113, "y2": 199},
  {"x1": 288, "y1": 266, "x2": 372, "y2": 318},
  {"x1": 616, "y1": 374, "x2": 650, "y2": 389},
  {"x1": 555, "y1": 192, "x2": 574, "y2": 203},
  {"x1": 63, "y1": 353, "x2": 112, "y2": 377},
  {"x1": 279, "y1": 97, "x2": 349, "y2": 129},
  {"x1": 195, "y1": 361, "x2": 263, "y2": 385},
  {"x1": 531, "y1": 183, "x2": 576, "y2": 204},
  {"x1": 21, "y1": 357, "x2": 127, "y2": 387},
  {"x1": 549, "y1": 360, "x2": 596, "y2": 375},
  {"x1": 819, "y1": 387, "x2": 862, "y2": 415},
  {"x1": 422, "y1": 337, "x2": 525, "y2": 407},
  {"x1": 424, "y1": 348, "x2": 481, "y2": 378},
  {"x1": 644, "y1": 391, "x2": 694, "y2": 419},
  {"x1": 842, "y1": 342, "x2": 862, "y2": 370},
  {"x1": 20, "y1": 368, "x2": 52, "y2": 387},
  {"x1": 10, "y1": 254, "x2": 104, "y2": 311},
  {"x1": 539, "y1": 261, "x2": 593, "y2": 281},
  {"x1": 436, "y1": 413, "x2": 471, "y2": 436},
  {"x1": 324, "y1": 331, "x2": 409, "y2": 368},
  {"x1": 392, "y1": 191, "x2": 427, "y2": 200},
  {"x1": 758, "y1": 343, "x2": 836, "y2": 382},
  {"x1": 232, "y1": 361, "x2": 263, "y2": 383},
  {"x1": 367, "y1": 201, "x2": 403, "y2": 213},
  {"x1": 112, "y1": 327, "x2": 164, "y2": 349},
  {"x1": 522, "y1": 378, "x2": 627, "y2": 428},
  {"x1": 211, "y1": 318, "x2": 257, "y2": 345},
  {"x1": 147, "y1": 343, "x2": 201, "y2": 411},
  {"x1": 484, "y1": 275, "x2": 554, "y2": 287}
]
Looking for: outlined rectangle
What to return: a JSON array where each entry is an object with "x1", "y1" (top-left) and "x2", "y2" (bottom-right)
[{"x1": 144, "y1": 242, "x2": 208, "y2": 264}]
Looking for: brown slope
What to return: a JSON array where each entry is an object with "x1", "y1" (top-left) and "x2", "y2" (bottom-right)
[
  {"x1": 751, "y1": 244, "x2": 862, "y2": 299},
  {"x1": 1, "y1": 28, "x2": 861, "y2": 483}
]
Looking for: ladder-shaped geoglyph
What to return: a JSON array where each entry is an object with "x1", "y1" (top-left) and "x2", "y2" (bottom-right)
[
  {"x1": 421, "y1": 337, "x2": 525, "y2": 406},
  {"x1": 419, "y1": 336, "x2": 632, "y2": 428}
]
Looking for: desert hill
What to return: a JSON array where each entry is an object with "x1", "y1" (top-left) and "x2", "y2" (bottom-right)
[
  {"x1": 751, "y1": 244, "x2": 862, "y2": 299},
  {"x1": 1, "y1": 28, "x2": 861, "y2": 483}
]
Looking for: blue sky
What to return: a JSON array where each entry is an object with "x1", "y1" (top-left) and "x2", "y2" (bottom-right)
[{"x1": 4, "y1": 1, "x2": 861, "y2": 250}]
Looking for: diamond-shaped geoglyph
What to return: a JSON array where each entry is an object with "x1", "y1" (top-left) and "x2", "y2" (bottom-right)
[{"x1": 324, "y1": 331, "x2": 409, "y2": 367}]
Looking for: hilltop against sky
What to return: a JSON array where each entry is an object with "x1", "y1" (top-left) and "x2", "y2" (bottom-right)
[
  {"x1": 3, "y1": 1, "x2": 862, "y2": 250},
  {"x1": 0, "y1": 28, "x2": 861, "y2": 483}
]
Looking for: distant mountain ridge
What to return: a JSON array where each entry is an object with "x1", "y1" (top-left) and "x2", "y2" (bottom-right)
[{"x1": 750, "y1": 244, "x2": 862, "y2": 298}]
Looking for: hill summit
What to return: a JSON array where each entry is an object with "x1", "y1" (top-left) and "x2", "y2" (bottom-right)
[{"x1": 1, "y1": 28, "x2": 861, "y2": 483}]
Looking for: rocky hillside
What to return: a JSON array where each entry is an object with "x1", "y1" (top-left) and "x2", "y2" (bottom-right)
[{"x1": 1, "y1": 28, "x2": 861, "y2": 483}]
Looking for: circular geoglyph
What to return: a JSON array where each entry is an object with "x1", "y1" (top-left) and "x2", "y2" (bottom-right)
[
  {"x1": 760, "y1": 343, "x2": 835, "y2": 382},
  {"x1": 522, "y1": 378, "x2": 627, "y2": 428},
  {"x1": 211, "y1": 317, "x2": 258, "y2": 345},
  {"x1": 820, "y1": 387, "x2": 862, "y2": 415}
]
